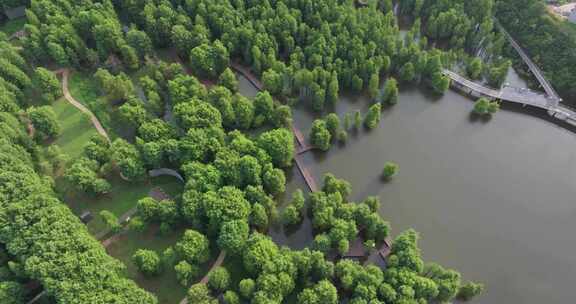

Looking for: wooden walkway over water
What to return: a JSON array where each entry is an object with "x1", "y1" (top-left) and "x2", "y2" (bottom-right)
[{"x1": 230, "y1": 63, "x2": 318, "y2": 192}]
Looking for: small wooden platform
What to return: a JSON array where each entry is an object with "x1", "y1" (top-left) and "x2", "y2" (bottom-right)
[{"x1": 378, "y1": 237, "x2": 392, "y2": 260}]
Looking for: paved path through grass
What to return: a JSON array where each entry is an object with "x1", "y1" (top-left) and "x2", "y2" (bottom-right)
[
  {"x1": 179, "y1": 250, "x2": 227, "y2": 304},
  {"x1": 56, "y1": 69, "x2": 110, "y2": 142}
]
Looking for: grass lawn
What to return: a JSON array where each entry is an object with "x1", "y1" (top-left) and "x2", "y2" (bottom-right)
[
  {"x1": 106, "y1": 226, "x2": 220, "y2": 303},
  {"x1": 57, "y1": 174, "x2": 183, "y2": 235},
  {"x1": 0, "y1": 17, "x2": 26, "y2": 36},
  {"x1": 68, "y1": 71, "x2": 101, "y2": 105},
  {"x1": 51, "y1": 97, "x2": 98, "y2": 160},
  {"x1": 68, "y1": 70, "x2": 137, "y2": 139},
  {"x1": 105, "y1": 226, "x2": 188, "y2": 304}
]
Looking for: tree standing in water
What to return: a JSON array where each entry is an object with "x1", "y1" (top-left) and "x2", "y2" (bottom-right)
[{"x1": 383, "y1": 162, "x2": 399, "y2": 179}]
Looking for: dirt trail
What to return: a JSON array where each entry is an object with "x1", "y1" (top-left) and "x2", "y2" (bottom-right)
[
  {"x1": 179, "y1": 250, "x2": 227, "y2": 304},
  {"x1": 55, "y1": 69, "x2": 110, "y2": 142}
]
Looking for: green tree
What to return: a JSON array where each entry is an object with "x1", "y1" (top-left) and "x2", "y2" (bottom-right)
[
  {"x1": 380, "y1": 78, "x2": 399, "y2": 105},
  {"x1": 119, "y1": 43, "x2": 140, "y2": 70},
  {"x1": 171, "y1": 25, "x2": 195, "y2": 57},
  {"x1": 0, "y1": 282, "x2": 24, "y2": 304},
  {"x1": 111, "y1": 139, "x2": 146, "y2": 180},
  {"x1": 354, "y1": 111, "x2": 362, "y2": 130},
  {"x1": 337, "y1": 239, "x2": 349, "y2": 256},
  {"x1": 430, "y1": 72, "x2": 450, "y2": 94},
  {"x1": 100, "y1": 210, "x2": 121, "y2": 233},
  {"x1": 282, "y1": 205, "x2": 300, "y2": 226},
  {"x1": 325, "y1": 113, "x2": 341, "y2": 138},
  {"x1": 368, "y1": 73, "x2": 380, "y2": 100},
  {"x1": 473, "y1": 98, "x2": 499, "y2": 115},
  {"x1": 208, "y1": 267, "x2": 230, "y2": 292},
  {"x1": 257, "y1": 128, "x2": 294, "y2": 168},
  {"x1": 364, "y1": 103, "x2": 382, "y2": 129},
  {"x1": 311, "y1": 83, "x2": 326, "y2": 112},
  {"x1": 251, "y1": 203, "x2": 269, "y2": 230},
  {"x1": 487, "y1": 60, "x2": 511, "y2": 88},
  {"x1": 233, "y1": 94, "x2": 255, "y2": 129},
  {"x1": 239, "y1": 155, "x2": 262, "y2": 187},
  {"x1": 313, "y1": 234, "x2": 332, "y2": 253},
  {"x1": 132, "y1": 249, "x2": 162, "y2": 276},
  {"x1": 473, "y1": 98, "x2": 489, "y2": 114},
  {"x1": 239, "y1": 279, "x2": 256, "y2": 299},
  {"x1": 467, "y1": 58, "x2": 483, "y2": 80},
  {"x1": 174, "y1": 100, "x2": 222, "y2": 130},
  {"x1": 253, "y1": 91, "x2": 274, "y2": 126},
  {"x1": 218, "y1": 68, "x2": 238, "y2": 92},
  {"x1": 488, "y1": 101, "x2": 500, "y2": 114},
  {"x1": 94, "y1": 69, "x2": 135, "y2": 103},
  {"x1": 351, "y1": 75, "x2": 363, "y2": 92},
  {"x1": 223, "y1": 291, "x2": 240, "y2": 304},
  {"x1": 217, "y1": 220, "x2": 249, "y2": 255},
  {"x1": 262, "y1": 69, "x2": 283, "y2": 95},
  {"x1": 204, "y1": 186, "x2": 251, "y2": 230},
  {"x1": 187, "y1": 283, "x2": 217, "y2": 304},
  {"x1": 190, "y1": 41, "x2": 229, "y2": 78},
  {"x1": 27, "y1": 106, "x2": 61, "y2": 139},
  {"x1": 344, "y1": 112, "x2": 352, "y2": 130},
  {"x1": 457, "y1": 281, "x2": 484, "y2": 301},
  {"x1": 274, "y1": 105, "x2": 293, "y2": 128},
  {"x1": 175, "y1": 261, "x2": 199, "y2": 287},
  {"x1": 35, "y1": 68, "x2": 62, "y2": 103},
  {"x1": 400, "y1": 62, "x2": 416, "y2": 82},
  {"x1": 65, "y1": 158, "x2": 111, "y2": 194},
  {"x1": 378, "y1": 283, "x2": 397, "y2": 302},
  {"x1": 382, "y1": 162, "x2": 399, "y2": 179},
  {"x1": 175, "y1": 230, "x2": 210, "y2": 264},
  {"x1": 326, "y1": 71, "x2": 339, "y2": 106},
  {"x1": 127, "y1": 28, "x2": 153, "y2": 58},
  {"x1": 310, "y1": 119, "x2": 331, "y2": 151}
]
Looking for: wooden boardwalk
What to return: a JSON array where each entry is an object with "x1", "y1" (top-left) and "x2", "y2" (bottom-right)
[
  {"x1": 378, "y1": 237, "x2": 392, "y2": 261},
  {"x1": 230, "y1": 62, "x2": 263, "y2": 90},
  {"x1": 295, "y1": 156, "x2": 319, "y2": 192},
  {"x1": 297, "y1": 146, "x2": 314, "y2": 155},
  {"x1": 230, "y1": 63, "x2": 318, "y2": 192},
  {"x1": 291, "y1": 125, "x2": 306, "y2": 148}
]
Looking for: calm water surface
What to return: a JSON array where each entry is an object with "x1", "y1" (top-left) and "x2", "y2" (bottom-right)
[{"x1": 240, "y1": 70, "x2": 576, "y2": 303}]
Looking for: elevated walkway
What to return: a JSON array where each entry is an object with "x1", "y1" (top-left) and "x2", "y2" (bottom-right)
[{"x1": 444, "y1": 21, "x2": 575, "y2": 126}]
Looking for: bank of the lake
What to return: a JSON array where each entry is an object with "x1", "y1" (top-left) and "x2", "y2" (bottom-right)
[{"x1": 239, "y1": 70, "x2": 576, "y2": 303}]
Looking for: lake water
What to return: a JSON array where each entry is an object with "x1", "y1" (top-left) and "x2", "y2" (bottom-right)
[{"x1": 239, "y1": 70, "x2": 576, "y2": 303}]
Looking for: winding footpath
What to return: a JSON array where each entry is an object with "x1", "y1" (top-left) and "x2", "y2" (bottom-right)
[
  {"x1": 178, "y1": 251, "x2": 227, "y2": 304},
  {"x1": 55, "y1": 69, "x2": 111, "y2": 143},
  {"x1": 24, "y1": 69, "x2": 114, "y2": 304}
]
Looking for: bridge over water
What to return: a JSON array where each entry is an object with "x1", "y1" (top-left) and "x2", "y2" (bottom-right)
[{"x1": 444, "y1": 23, "x2": 576, "y2": 126}]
